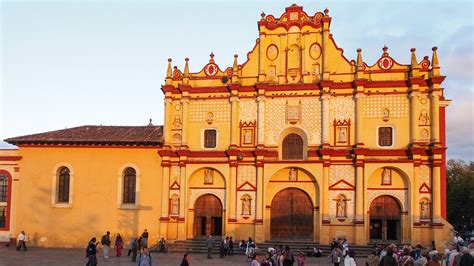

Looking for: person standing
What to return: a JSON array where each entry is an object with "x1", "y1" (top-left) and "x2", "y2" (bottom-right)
[
  {"x1": 379, "y1": 248, "x2": 397, "y2": 266},
  {"x1": 329, "y1": 247, "x2": 343, "y2": 266},
  {"x1": 223, "y1": 236, "x2": 229, "y2": 257},
  {"x1": 205, "y1": 235, "x2": 215, "y2": 259},
  {"x1": 85, "y1": 237, "x2": 98, "y2": 266},
  {"x1": 344, "y1": 250, "x2": 356, "y2": 266},
  {"x1": 100, "y1": 231, "x2": 111, "y2": 259},
  {"x1": 180, "y1": 253, "x2": 190, "y2": 266},
  {"x1": 141, "y1": 229, "x2": 149, "y2": 248},
  {"x1": 229, "y1": 237, "x2": 234, "y2": 256},
  {"x1": 426, "y1": 251, "x2": 441, "y2": 266},
  {"x1": 127, "y1": 237, "x2": 135, "y2": 256},
  {"x1": 131, "y1": 237, "x2": 139, "y2": 262},
  {"x1": 115, "y1": 233, "x2": 124, "y2": 257},
  {"x1": 137, "y1": 247, "x2": 152, "y2": 266},
  {"x1": 16, "y1": 231, "x2": 27, "y2": 251},
  {"x1": 251, "y1": 254, "x2": 261, "y2": 266}
]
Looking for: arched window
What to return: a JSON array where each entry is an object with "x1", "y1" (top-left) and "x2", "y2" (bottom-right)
[
  {"x1": 0, "y1": 173, "x2": 8, "y2": 228},
  {"x1": 123, "y1": 167, "x2": 136, "y2": 204},
  {"x1": 282, "y1": 133, "x2": 304, "y2": 160},
  {"x1": 57, "y1": 167, "x2": 70, "y2": 203}
]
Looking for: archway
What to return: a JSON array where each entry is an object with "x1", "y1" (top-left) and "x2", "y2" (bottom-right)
[
  {"x1": 369, "y1": 195, "x2": 401, "y2": 242},
  {"x1": 270, "y1": 188, "x2": 313, "y2": 240},
  {"x1": 194, "y1": 194, "x2": 223, "y2": 237}
]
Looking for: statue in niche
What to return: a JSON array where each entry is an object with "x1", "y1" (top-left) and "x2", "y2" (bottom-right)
[
  {"x1": 420, "y1": 200, "x2": 430, "y2": 219},
  {"x1": 381, "y1": 168, "x2": 391, "y2": 185},
  {"x1": 171, "y1": 195, "x2": 179, "y2": 215},
  {"x1": 338, "y1": 127, "x2": 347, "y2": 143},
  {"x1": 419, "y1": 111, "x2": 430, "y2": 126},
  {"x1": 241, "y1": 195, "x2": 251, "y2": 215},
  {"x1": 204, "y1": 169, "x2": 213, "y2": 184},
  {"x1": 289, "y1": 168, "x2": 298, "y2": 181},
  {"x1": 206, "y1": 112, "x2": 214, "y2": 124},
  {"x1": 173, "y1": 115, "x2": 182, "y2": 129},
  {"x1": 243, "y1": 129, "x2": 253, "y2": 144},
  {"x1": 336, "y1": 197, "x2": 346, "y2": 217}
]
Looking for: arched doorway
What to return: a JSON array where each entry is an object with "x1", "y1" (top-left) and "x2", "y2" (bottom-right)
[
  {"x1": 194, "y1": 194, "x2": 223, "y2": 237},
  {"x1": 369, "y1": 195, "x2": 401, "y2": 242},
  {"x1": 271, "y1": 188, "x2": 313, "y2": 240}
]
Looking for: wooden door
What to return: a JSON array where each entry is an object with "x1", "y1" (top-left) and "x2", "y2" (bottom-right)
[
  {"x1": 194, "y1": 194, "x2": 223, "y2": 237},
  {"x1": 369, "y1": 195, "x2": 401, "y2": 242},
  {"x1": 271, "y1": 188, "x2": 313, "y2": 240}
]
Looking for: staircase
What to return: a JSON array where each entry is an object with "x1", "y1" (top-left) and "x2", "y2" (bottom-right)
[{"x1": 168, "y1": 239, "x2": 375, "y2": 257}]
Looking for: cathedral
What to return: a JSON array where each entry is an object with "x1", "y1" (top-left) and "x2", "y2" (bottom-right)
[{"x1": 0, "y1": 5, "x2": 453, "y2": 248}]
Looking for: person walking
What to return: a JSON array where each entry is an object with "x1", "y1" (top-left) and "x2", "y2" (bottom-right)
[
  {"x1": 180, "y1": 253, "x2": 190, "y2": 266},
  {"x1": 100, "y1": 231, "x2": 111, "y2": 259},
  {"x1": 115, "y1": 233, "x2": 124, "y2": 257},
  {"x1": 205, "y1": 235, "x2": 215, "y2": 259},
  {"x1": 131, "y1": 237, "x2": 139, "y2": 262},
  {"x1": 141, "y1": 229, "x2": 149, "y2": 248},
  {"x1": 85, "y1": 237, "x2": 99, "y2": 266},
  {"x1": 16, "y1": 231, "x2": 27, "y2": 251},
  {"x1": 329, "y1": 247, "x2": 343, "y2": 266},
  {"x1": 137, "y1": 247, "x2": 152, "y2": 266},
  {"x1": 223, "y1": 236, "x2": 229, "y2": 257}
]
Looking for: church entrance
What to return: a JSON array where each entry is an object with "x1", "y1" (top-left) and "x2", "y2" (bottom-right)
[
  {"x1": 369, "y1": 195, "x2": 401, "y2": 242},
  {"x1": 194, "y1": 194, "x2": 223, "y2": 237},
  {"x1": 271, "y1": 188, "x2": 313, "y2": 240}
]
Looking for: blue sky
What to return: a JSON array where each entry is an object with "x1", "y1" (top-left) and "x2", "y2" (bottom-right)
[{"x1": 1, "y1": 0, "x2": 473, "y2": 160}]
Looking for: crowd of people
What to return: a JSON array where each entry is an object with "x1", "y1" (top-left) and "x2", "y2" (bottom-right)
[{"x1": 85, "y1": 229, "x2": 174, "y2": 266}]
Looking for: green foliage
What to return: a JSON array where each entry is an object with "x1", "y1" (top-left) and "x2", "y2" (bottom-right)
[{"x1": 446, "y1": 159, "x2": 474, "y2": 228}]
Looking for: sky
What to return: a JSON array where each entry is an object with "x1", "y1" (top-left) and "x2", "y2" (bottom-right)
[{"x1": 1, "y1": 0, "x2": 473, "y2": 160}]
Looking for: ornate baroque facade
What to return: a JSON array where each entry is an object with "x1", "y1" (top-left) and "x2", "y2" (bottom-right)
[{"x1": 0, "y1": 5, "x2": 452, "y2": 247}]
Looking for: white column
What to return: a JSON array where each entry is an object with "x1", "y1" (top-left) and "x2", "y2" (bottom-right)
[{"x1": 321, "y1": 94, "x2": 330, "y2": 146}]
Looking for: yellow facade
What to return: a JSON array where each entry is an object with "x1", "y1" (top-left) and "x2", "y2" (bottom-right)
[{"x1": 1, "y1": 5, "x2": 453, "y2": 249}]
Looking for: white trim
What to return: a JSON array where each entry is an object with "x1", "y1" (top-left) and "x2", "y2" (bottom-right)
[
  {"x1": 201, "y1": 128, "x2": 219, "y2": 150},
  {"x1": 51, "y1": 162, "x2": 74, "y2": 208},
  {"x1": 117, "y1": 163, "x2": 141, "y2": 209},
  {"x1": 376, "y1": 125, "x2": 395, "y2": 148}
]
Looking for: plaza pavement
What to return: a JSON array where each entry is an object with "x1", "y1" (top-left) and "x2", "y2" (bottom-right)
[{"x1": 0, "y1": 247, "x2": 368, "y2": 265}]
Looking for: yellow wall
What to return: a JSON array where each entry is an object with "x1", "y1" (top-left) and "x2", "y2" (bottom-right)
[{"x1": 14, "y1": 147, "x2": 162, "y2": 248}]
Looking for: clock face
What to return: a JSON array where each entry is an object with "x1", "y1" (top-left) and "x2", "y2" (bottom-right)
[{"x1": 309, "y1": 43, "x2": 322, "y2": 60}]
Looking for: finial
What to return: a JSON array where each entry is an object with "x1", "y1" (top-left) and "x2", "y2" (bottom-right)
[
  {"x1": 356, "y1": 48, "x2": 365, "y2": 79},
  {"x1": 382, "y1": 45, "x2": 389, "y2": 56},
  {"x1": 423, "y1": 56, "x2": 429, "y2": 60},
  {"x1": 209, "y1": 52, "x2": 215, "y2": 63},
  {"x1": 148, "y1": 118, "x2": 153, "y2": 126},
  {"x1": 184, "y1": 57, "x2": 189, "y2": 78},
  {"x1": 166, "y1": 58, "x2": 173, "y2": 82},
  {"x1": 261, "y1": 12, "x2": 266, "y2": 19},
  {"x1": 432, "y1": 46, "x2": 439, "y2": 67},
  {"x1": 410, "y1": 48, "x2": 418, "y2": 66},
  {"x1": 233, "y1": 54, "x2": 238, "y2": 72},
  {"x1": 324, "y1": 8, "x2": 329, "y2": 16}
]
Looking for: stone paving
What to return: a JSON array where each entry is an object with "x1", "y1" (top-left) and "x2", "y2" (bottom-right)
[{"x1": 0, "y1": 246, "x2": 368, "y2": 265}]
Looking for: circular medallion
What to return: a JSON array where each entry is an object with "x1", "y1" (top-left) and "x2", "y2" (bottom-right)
[
  {"x1": 266, "y1": 44, "x2": 279, "y2": 61},
  {"x1": 378, "y1": 57, "x2": 393, "y2": 70},
  {"x1": 174, "y1": 104, "x2": 182, "y2": 111},
  {"x1": 309, "y1": 43, "x2": 322, "y2": 60},
  {"x1": 204, "y1": 63, "x2": 218, "y2": 76}
]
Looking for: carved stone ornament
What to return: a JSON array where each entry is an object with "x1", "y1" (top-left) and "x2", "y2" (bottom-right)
[{"x1": 289, "y1": 168, "x2": 298, "y2": 181}]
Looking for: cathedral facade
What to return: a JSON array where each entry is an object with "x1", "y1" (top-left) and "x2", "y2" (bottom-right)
[{"x1": 0, "y1": 5, "x2": 452, "y2": 247}]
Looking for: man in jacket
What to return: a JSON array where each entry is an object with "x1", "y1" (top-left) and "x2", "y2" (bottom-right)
[
  {"x1": 100, "y1": 231, "x2": 111, "y2": 259},
  {"x1": 205, "y1": 235, "x2": 215, "y2": 259}
]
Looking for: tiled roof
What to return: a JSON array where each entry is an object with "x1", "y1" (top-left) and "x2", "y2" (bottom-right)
[{"x1": 5, "y1": 125, "x2": 163, "y2": 146}]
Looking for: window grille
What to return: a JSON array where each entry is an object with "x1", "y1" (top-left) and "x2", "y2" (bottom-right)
[
  {"x1": 282, "y1": 133, "x2": 304, "y2": 160},
  {"x1": 123, "y1": 167, "x2": 136, "y2": 204},
  {"x1": 378, "y1": 127, "x2": 393, "y2": 146},
  {"x1": 204, "y1": 129, "x2": 217, "y2": 148}
]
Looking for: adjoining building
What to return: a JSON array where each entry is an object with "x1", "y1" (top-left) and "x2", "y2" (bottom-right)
[{"x1": 1, "y1": 5, "x2": 452, "y2": 248}]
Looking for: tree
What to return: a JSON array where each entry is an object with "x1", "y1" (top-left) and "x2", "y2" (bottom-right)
[{"x1": 446, "y1": 159, "x2": 474, "y2": 229}]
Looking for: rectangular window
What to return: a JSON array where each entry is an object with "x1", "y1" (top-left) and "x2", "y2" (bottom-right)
[
  {"x1": 378, "y1": 127, "x2": 393, "y2": 147},
  {"x1": 204, "y1": 129, "x2": 217, "y2": 148},
  {"x1": 57, "y1": 176, "x2": 70, "y2": 203},
  {"x1": 0, "y1": 206, "x2": 5, "y2": 228}
]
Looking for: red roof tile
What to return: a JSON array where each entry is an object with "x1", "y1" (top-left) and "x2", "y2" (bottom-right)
[{"x1": 5, "y1": 125, "x2": 163, "y2": 146}]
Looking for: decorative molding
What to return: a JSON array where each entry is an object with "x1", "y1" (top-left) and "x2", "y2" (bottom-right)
[
  {"x1": 367, "y1": 189, "x2": 408, "y2": 212},
  {"x1": 188, "y1": 189, "x2": 225, "y2": 209}
]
